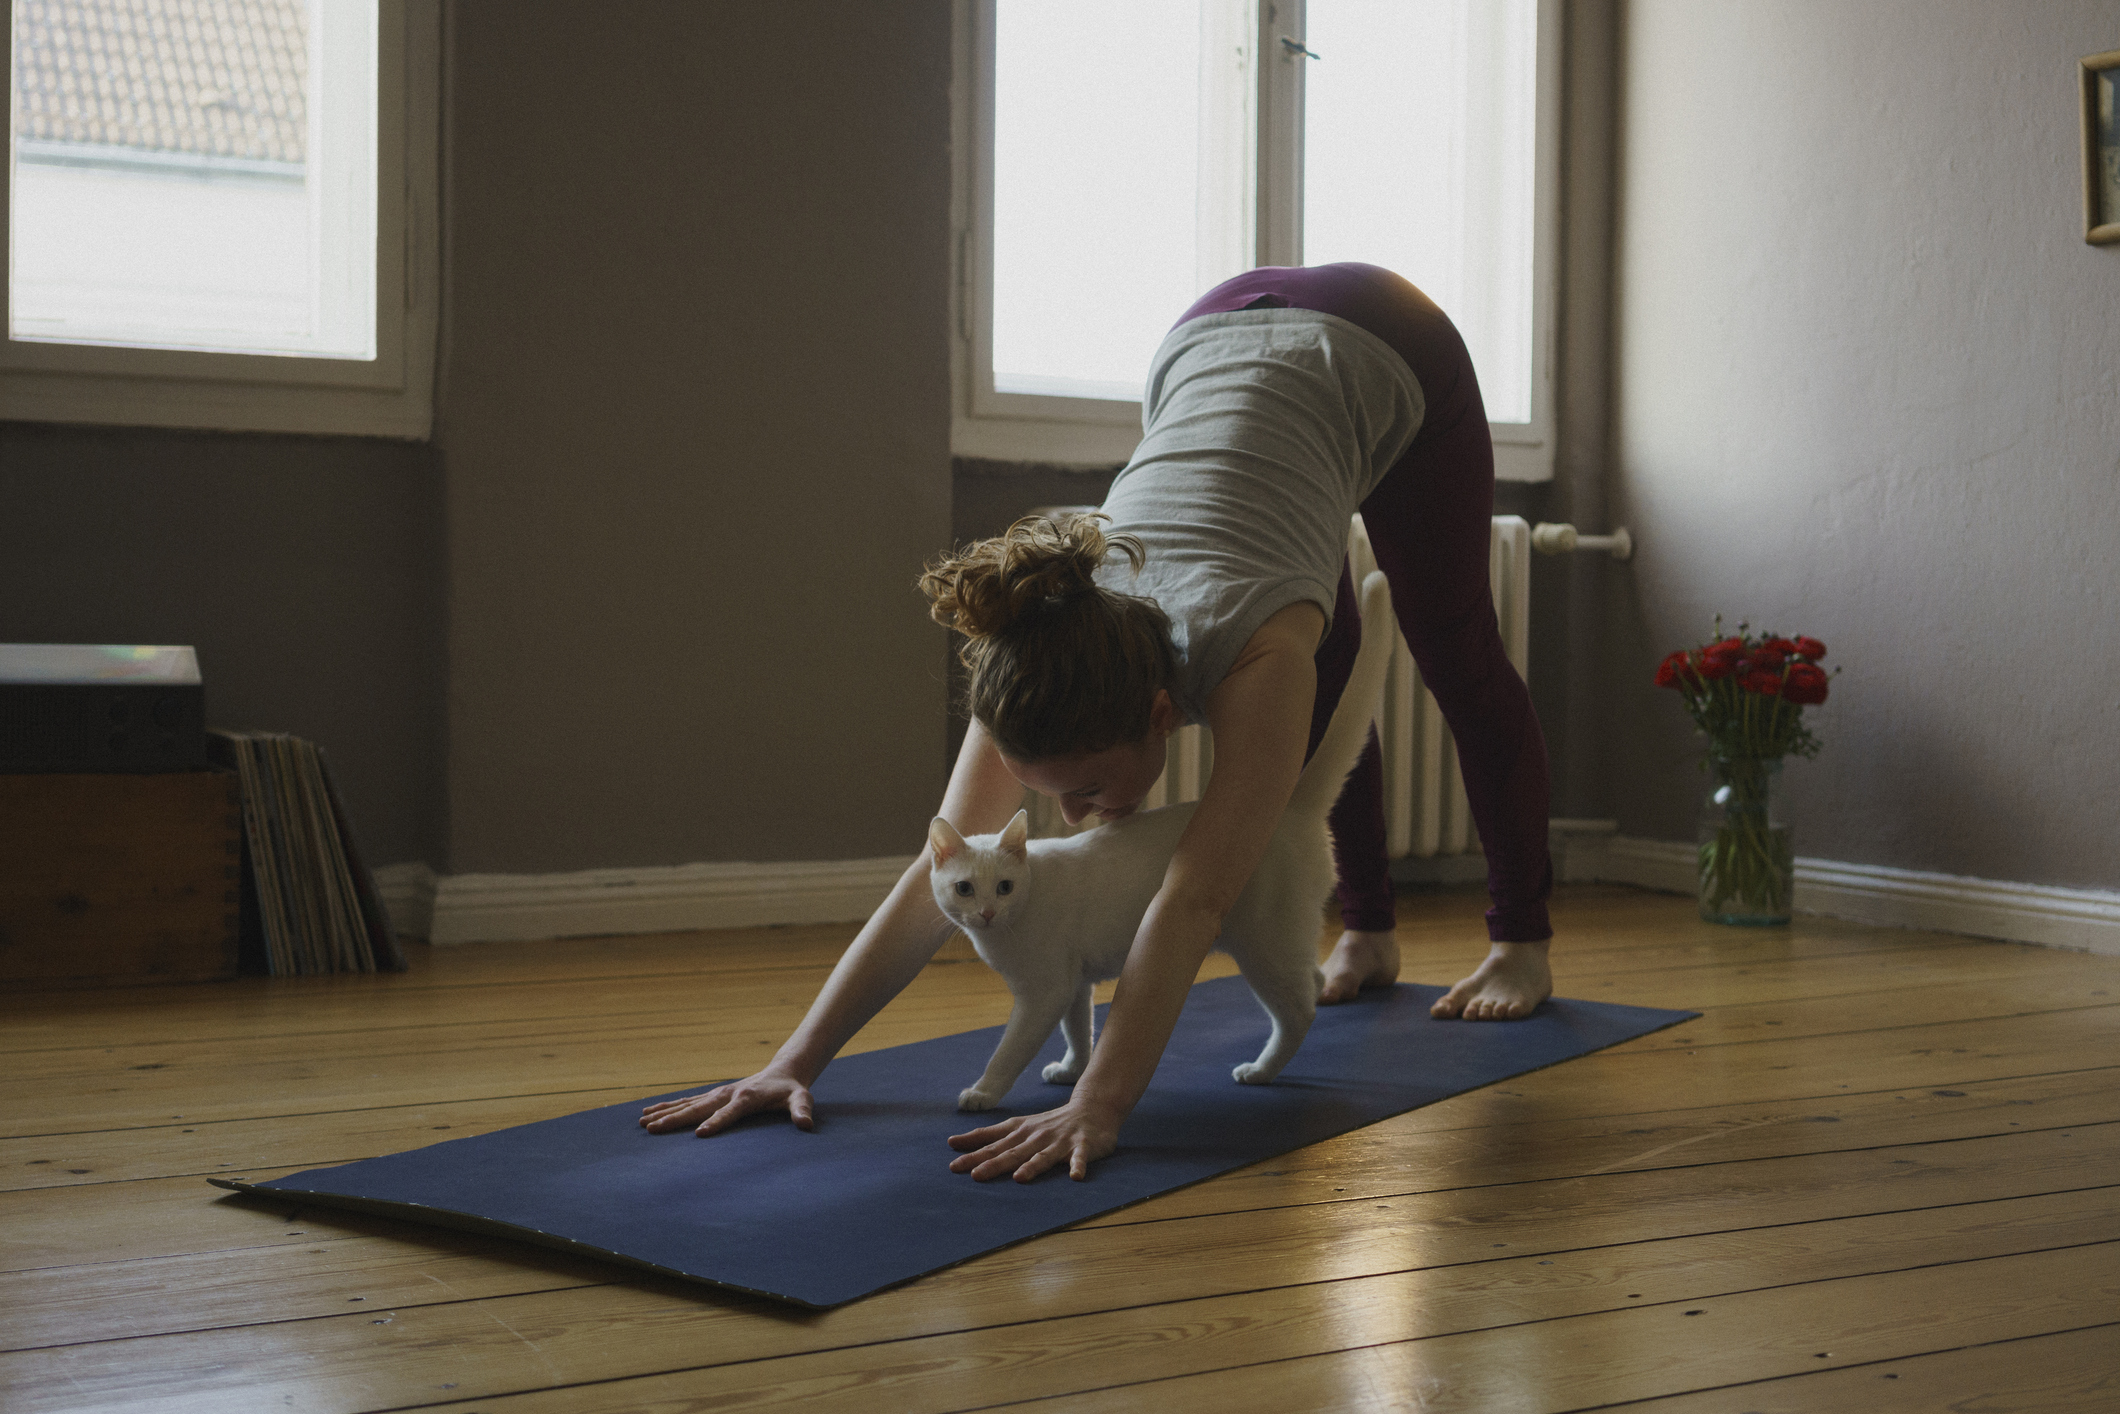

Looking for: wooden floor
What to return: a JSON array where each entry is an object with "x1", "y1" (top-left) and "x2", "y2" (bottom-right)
[{"x1": 4, "y1": 884, "x2": 2117, "y2": 1413}]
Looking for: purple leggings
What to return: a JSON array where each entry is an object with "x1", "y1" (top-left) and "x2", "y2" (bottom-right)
[{"x1": 1175, "y1": 263, "x2": 1553, "y2": 942}]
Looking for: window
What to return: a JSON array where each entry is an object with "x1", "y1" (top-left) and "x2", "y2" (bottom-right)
[
  {"x1": 2, "y1": 0, "x2": 438, "y2": 438},
  {"x1": 951, "y1": 0, "x2": 1560, "y2": 480}
]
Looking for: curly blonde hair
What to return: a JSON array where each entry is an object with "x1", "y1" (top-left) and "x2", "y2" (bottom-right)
[{"x1": 918, "y1": 512, "x2": 1178, "y2": 761}]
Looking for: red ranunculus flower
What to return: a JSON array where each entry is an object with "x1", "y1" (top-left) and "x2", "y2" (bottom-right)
[
  {"x1": 1659, "y1": 617, "x2": 1832, "y2": 762},
  {"x1": 1697, "y1": 639, "x2": 1745, "y2": 679},
  {"x1": 1783, "y1": 662, "x2": 1829, "y2": 704}
]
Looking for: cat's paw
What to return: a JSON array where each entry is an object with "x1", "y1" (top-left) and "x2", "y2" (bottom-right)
[
  {"x1": 1232, "y1": 1061, "x2": 1282, "y2": 1085},
  {"x1": 957, "y1": 1086, "x2": 1002, "y2": 1112},
  {"x1": 1041, "y1": 1060, "x2": 1082, "y2": 1085}
]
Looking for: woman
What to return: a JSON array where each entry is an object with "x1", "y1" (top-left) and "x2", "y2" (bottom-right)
[{"x1": 641, "y1": 263, "x2": 1554, "y2": 1182}]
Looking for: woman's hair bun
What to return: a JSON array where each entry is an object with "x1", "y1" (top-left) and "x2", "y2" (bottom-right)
[{"x1": 918, "y1": 512, "x2": 1143, "y2": 640}]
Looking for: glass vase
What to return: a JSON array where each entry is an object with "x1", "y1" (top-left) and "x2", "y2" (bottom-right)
[{"x1": 1697, "y1": 755, "x2": 1793, "y2": 925}]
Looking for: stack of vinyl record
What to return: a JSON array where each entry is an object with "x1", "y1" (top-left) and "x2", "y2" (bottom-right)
[{"x1": 207, "y1": 730, "x2": 404, "y2": 975}]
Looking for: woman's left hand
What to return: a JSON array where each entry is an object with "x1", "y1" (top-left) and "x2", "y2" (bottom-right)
[{"x1": 947, "y1": 1098, "x2": 1122, "y2": 1182}]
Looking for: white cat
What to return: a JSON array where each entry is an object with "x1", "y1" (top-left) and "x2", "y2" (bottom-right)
[{"x1": 929, "y1": 570, "x2": 1395, "y2": 1111}]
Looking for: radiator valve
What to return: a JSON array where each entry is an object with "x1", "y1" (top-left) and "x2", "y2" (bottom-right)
[{"x1": 1531, "y1": 522, "x2": 1633, "y2": 560}]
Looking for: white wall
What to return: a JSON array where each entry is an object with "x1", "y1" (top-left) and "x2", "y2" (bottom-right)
[{"x1": 1605, "y1": 0, "x2": 2120, "y2": 891}]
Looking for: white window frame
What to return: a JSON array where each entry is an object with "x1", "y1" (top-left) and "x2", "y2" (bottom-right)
[
  {"x1": 950, "y1": 0, "x2": 1561, "y2": 482},
  {"x1": 1, "y1": 0, "x2": 439, "y2": 440}
]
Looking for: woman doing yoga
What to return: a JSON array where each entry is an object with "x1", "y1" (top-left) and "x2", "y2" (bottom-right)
[{"x1": 641, "y1": 262, "x2": 1554, "y2": 1182}]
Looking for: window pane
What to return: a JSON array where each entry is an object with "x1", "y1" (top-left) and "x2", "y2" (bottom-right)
[
  {"x1": 1303, "y1": 0, "x2": 1537, "y2": 423},
  {"x1": 992, "y1": 0, "x2": 1250, "y2": 402},
  {"x1": 9, "y1": 0, "x2": 377, "y2": 359}
]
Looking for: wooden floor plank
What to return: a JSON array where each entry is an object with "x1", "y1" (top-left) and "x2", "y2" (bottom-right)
[
  {"x1": 8, "y1": 1169, "x2": 2113, "y2": 1364},
  {"x1": 13, "y1": 945, "x2": 2106, "y2": 1094},
  {"x1": 4, "y1": 923, "x2": 2071, "y2": 1068},
  {"x1": 13, "y1": 1030, "x2": 2111, "y2": 1208},
  {"x1": 13, "y1": 1195, "x2": 2108, "y2": 1414},
  {"x1": 0, "y1": 951, "x2": 1022, "y2": 1081},
  {"x1": 0, "y1": 1166, "x2": 397, "y2": 1273},
  {"x1": 3, "y1": 887, "x2": 2115, "y2": 1414},
  {"x1": 3, "y1": 1129, "x2": 2112, "y2": 1409},
  {"x1": 1362, "y1": 1006, "x2": 2120, "y2": 1126},
  {"x1": 8, "y1": 971, "x2": 2113, "y2": 1140},
  {"x1": 0, "y1": 1087, "x2": 659, "y2": 1193},
  {"x1": 1085, "y1": 1064, "x2": 2120, "y2": 1226},
  {"x1": 1596, "y1": 1322, "x2": 2120, "y2": 1413},
  {"x1": 9, "y1": 954, "x2": 2113, "y2": 1186},
  {"x1": 1002, "y1": 1244, "x2": 2120, "y2": 1414},
  {"x1": 10, "y1": 1056, "x2": 2112, "y2": 1287},
  {"x1": 0, "y1": 921, "x2": 877, "y2": 1041},
  {"x1": 0, "y1": 994, "x2": 1035, "y2": 1135},
  {"x1": 8, "y1": 1085, "x2": 2111, "y2": 1348}
]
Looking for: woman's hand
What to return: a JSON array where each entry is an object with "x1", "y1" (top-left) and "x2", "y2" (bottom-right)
[
  {"x1": 947, "y1": 1098, "x2": 1123, "y2": 1182},
  {"x1": 639, "y1": 1072, "x2": 814, "y2": 1136}
]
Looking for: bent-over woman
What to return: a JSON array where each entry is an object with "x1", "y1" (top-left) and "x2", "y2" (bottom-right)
[{"x1": 642, "y1": 262, "x2": 1554, "y2": 1182}]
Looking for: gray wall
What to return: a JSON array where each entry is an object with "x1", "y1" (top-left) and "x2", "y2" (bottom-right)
[
  {"x1": 1604, "y1": 0, "x2": 2120, "y2": 889},
  {"x1": 438, "y1": 1, "x2": 954, "y2": 873},
  {"x1": 3, "y1": 2, "x2": 954, "y2": 878},
  {"x1": 0, "y1": 423, "x2": 446, "y2": 865},
  {"x1": 23, "y1": 1, "x2": 2104, "y2": 897}
]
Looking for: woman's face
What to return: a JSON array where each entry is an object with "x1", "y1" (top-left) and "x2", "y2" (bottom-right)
[{"x1": 1000, "y1": 690, "x2": 1181, "y2": 826}]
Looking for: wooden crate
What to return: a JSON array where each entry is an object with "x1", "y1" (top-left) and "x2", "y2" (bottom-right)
[{"x1": 0, "y1": 771, "x2": 242, "y2": 987}]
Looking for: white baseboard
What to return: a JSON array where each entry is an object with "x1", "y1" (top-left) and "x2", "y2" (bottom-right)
[
  {"x1": 1552, "y1": 825, "x2": 2120, "y2": 956},
  {"x1": 1788, "y1": 857, "x2": 2120, "y2": 956},
  {"x1": 369, "y1": 856, "x2": 916, "y2": 945}
]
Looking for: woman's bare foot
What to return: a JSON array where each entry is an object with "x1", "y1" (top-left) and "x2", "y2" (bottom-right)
[
  {"x1": 1319, "y1": 928, "x2": 1401, "y2": 1003},
  {"x1": 1430, "y1": 941, "x2": 1552, "y2": 1020}
]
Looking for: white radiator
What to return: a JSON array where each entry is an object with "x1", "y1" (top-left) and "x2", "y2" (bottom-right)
[{"x1": 1026, "y1": 514, "x2": 1532, "y2": 860}]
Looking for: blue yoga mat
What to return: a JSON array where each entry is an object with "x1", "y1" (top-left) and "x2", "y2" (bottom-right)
[{"x1": 211, "y1": 979, "x2": 1694, "y2": 1307}]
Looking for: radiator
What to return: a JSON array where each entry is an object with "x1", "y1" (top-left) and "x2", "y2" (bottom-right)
[{"x1": 1026, "y1": 514, "x2": 1532, "y2": 861}]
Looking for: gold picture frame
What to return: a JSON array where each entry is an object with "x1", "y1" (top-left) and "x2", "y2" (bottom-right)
[{"x1": 2085, "y1": 48, "x2": 2120, "y2": 244}]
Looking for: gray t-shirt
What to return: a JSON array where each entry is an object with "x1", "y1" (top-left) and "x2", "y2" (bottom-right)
[{"x1": 1095, "y1": 308, "x2": 1427, "y2": 722}]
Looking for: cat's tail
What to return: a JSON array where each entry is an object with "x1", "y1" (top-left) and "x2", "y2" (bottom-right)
[{"x1": 1286, "y1": 570, "x2": 1394, "y2": 823}]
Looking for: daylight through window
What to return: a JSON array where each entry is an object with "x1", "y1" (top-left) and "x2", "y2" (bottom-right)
[
  {"x1": 982, "y1": 0, "x2": 1545, "y2": 436},
  {"x1": 9, "y1": 0, "x2": 378, "y2": 359}
]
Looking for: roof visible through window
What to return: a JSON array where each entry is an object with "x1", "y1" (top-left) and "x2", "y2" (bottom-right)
[{"x1": 13, "y1": 0, "x2": 308, "y2": 178}]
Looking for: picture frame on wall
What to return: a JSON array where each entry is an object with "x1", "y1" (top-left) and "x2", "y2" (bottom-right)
[{"x1": 2084, "y1": 48, "x2": 2120, "y2": 245}]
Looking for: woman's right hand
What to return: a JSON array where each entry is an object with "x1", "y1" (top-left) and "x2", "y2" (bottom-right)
[
  {"x1": 639, "y1": 1072, "x2": 814, "y2": 1136},
  {"x1": 635, "y1": 722, "x2": 1022, "y2": 1146}
]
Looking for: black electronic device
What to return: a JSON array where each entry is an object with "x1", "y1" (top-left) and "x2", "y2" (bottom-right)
[{"x1": 0, "y1": 644, "x2": 207, "y2": 772}]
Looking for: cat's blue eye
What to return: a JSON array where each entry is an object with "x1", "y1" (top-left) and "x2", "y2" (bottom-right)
[
  {"x1": 954, "y1": 881, "x2": 974, "y2": 897},
  {"x1": 996, "y1": 880, "x2": 1013, "y2": 895}
]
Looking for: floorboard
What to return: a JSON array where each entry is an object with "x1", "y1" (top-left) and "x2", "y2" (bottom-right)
[
  {"x1": 2, "y1": 884, "x2": 2115, "y2": 1413},
  {"x1": 1599, "y1": 1323, "x2": 2120, "y2": 1413},
  {"x1": 1010, "y1": 1245, "x2": 2118, "y2": 1414}
]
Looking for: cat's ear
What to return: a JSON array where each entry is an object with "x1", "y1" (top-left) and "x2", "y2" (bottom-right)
[
  {"x1": 928, "y1": 816, "x2": 967, "y2": 863},
  {"x1": 998, "y1": 809, "x2": 1030, "y2": 860}
]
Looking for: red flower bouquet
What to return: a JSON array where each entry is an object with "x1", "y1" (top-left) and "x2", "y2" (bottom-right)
[
  {"x1": 1655, "y1": 621, "x2": 1832, "y2": 761},
  {"x1": 1656, "y1": 620, "x2": 1836, "y2": 924}
]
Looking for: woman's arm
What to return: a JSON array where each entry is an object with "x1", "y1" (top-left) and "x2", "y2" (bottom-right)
[
  {"x1": 946, "y1": 602, "x2": 1325, "y2": 1181},
  {"x1": 640, "y1": 719, "x2": 1028, "y2": 1135}
]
